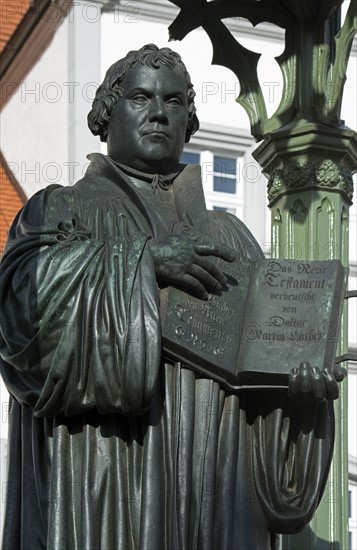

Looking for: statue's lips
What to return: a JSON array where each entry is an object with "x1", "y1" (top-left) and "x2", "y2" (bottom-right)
[{"x1": 142, "y1": 130, "x2": 170, "y2": 138}]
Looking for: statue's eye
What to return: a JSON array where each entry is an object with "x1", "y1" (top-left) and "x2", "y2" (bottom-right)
[
  {"x1": 132, "y1": 94, "x2": 148, "y2": 104},
  {"x1": 167, "y1": 97, "x2": 182, "y2": 106}
]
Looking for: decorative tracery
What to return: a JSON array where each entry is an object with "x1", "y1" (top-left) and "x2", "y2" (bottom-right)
[{"x1": 168, "y1": 0, "x2": 357, "y2": 140}]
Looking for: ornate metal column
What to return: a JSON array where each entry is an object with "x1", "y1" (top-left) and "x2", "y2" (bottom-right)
[
  {"x1": 167, "y1": 1, "x2": 357, "y2": 547},
  {"x1": 255, "y1": 122, "x2": 356, "y2": 548}
]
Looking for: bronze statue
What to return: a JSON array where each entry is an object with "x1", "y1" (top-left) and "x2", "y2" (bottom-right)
[{"x1": 0, "y1": 44, "x2": 345, "y2": 550}]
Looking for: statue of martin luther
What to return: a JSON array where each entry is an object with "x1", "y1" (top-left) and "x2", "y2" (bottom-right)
[{"x1": 0, "y1": 44, "x2": 345, "y2": 550}]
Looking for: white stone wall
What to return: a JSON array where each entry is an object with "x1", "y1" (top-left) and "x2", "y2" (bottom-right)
[
  {"x1": 1, "y1": 17, "x2": 70, "y2": 197},
  {"x1": 1, "y1": 2, "x2": 102, "y2": 197}
]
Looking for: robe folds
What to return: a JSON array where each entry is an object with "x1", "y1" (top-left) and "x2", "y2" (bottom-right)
[{"x1": 0, "y1": 153, "x2": 334, "y2": 550}]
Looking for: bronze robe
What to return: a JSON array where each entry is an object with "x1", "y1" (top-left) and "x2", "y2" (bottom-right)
[{"x1": 0, "y1": 154, "x2": 334, "y2": 550}]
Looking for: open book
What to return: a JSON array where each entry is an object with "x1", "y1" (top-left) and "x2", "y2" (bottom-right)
[{"x1": 160, "y1": 258, "x2": 348, "y2": 390}]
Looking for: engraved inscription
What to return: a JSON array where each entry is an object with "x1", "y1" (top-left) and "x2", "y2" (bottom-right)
[
  {"x1": 174, "y1": 298, "x2": 235, "y2": 352},
  {"x1": 264, "y1": 261, "x2": 327, "y2": 289},
  {"x1": 243, "y1": 317, "x2": 323, "y2": 343},
  {"x1": 247, "y1": 260, "x2": 331, "y2": 344}
]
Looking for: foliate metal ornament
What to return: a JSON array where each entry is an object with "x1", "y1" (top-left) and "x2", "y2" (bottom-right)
[
  {"x1": 267, "y1": 159, "x2": 354, "y2": 202},
  {"x1": 167, "y1": 0, "x2": 357, "y2": 141},
  {"x1": 316, "y1": 159, "x2": 351, "y2": 189}
]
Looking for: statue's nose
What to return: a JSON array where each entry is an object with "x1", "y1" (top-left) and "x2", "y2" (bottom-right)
[{"x1": 148, "y1": 97, "x2": 168, "y2": 123}]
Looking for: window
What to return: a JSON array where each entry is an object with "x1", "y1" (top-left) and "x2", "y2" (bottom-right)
[
  {"x1": 213, "y1": 155, "x2": 237, "y2": 194},
  {"x1": 180, "y1": 131, "x2": 269, "y2": 253},
  {"x1": 180, "y1": 151, "x2": 200, "y2": 165},
  {"x1": 180, "y1": 148, "x2": 244, "y2": 222}
]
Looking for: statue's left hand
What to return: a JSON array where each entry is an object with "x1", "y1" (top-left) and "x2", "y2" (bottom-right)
[{"x1": 289, "y1": 361, "x2": 347, "y2": 402}]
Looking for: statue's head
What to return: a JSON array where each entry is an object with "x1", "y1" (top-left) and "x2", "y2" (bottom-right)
[
  {"x1": 87, "y1": 44, "x2": 199, "y2": 173},
  {"x1": 88, "y1": 44, "x2": 199, "y2": 144}
]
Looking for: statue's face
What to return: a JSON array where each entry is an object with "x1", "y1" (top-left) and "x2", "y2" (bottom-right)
[{"x1": 107, "y1": 64, "x2": 189, "y2": 173}]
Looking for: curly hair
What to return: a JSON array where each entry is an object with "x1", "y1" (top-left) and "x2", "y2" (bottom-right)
[{"x1": 87, "y1": 44, "x2": 199, "y2": 143}]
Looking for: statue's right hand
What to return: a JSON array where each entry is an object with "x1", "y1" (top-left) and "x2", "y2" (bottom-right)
[{"x1": 147, "y1": 235, "x2": 236, "y2": 299}]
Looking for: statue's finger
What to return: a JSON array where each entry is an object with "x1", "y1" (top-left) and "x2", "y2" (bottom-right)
[
  {"x1": 195, "y1": 257, "x2": 228, "y2": 285},
  {"x1": 322, "y1": 368, "x2": 339, "y2": 400},
  {"x1": 189, "y1": 265, "x2": 222, "y2": 292},
  {"x1": 181, "y1": 273, "x2": 209, "y2": 300},
  {"x1": 288, "y1": 367, "x2": 300, "y2": 396},
  {"x1": 333, "y1": 365, "x2": 347, "y2": 382},
  {"x1": 311, "y1": 367, "x2": 326, "y2": 403},
  {"x1": 299, "y1": 362, "x2": 312, "y2": 395},
  {"x1": 195, "y1": 242, "x2": 236, "y2": 262}
]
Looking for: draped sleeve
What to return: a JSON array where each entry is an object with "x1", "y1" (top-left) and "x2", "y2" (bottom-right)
[{"x1": 0, "y1": 184, "x2": 161, "y2": 417}]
